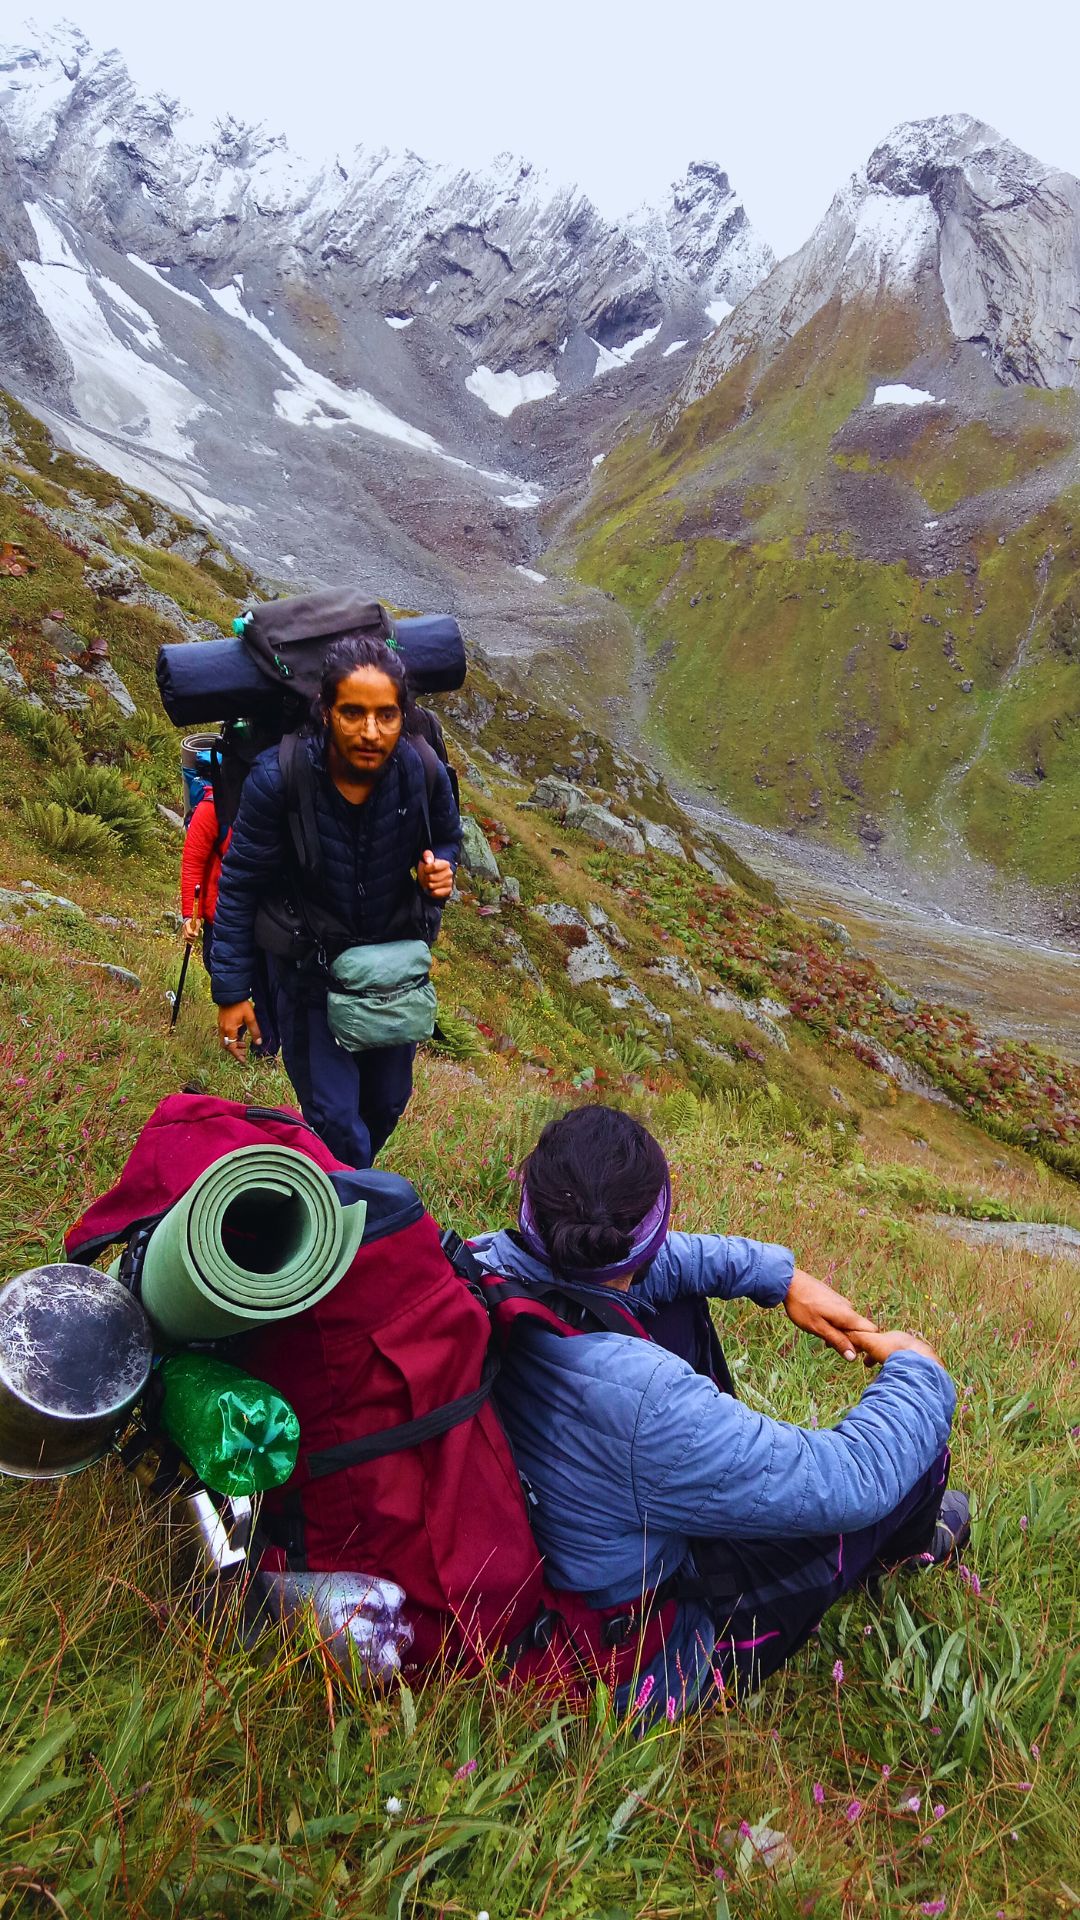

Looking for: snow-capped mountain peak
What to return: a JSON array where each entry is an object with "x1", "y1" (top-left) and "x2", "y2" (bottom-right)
[{"x1": 673, "y1": 112, "x2": 1080, "y2": 417}]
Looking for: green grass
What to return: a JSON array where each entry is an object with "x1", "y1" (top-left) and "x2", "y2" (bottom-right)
[{"x1": 0, "y1": 397, "x2": 1078, "y2": 1918}]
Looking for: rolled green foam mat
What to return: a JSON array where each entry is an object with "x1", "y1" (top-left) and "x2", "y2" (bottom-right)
[{"x1": 140, "y1": 1145, "x2": 366, "y2": 1341}]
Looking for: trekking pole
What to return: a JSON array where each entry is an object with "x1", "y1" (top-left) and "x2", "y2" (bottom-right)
[{"x1": 168, "y1": 883, "x2": 200, "y2": 1030}]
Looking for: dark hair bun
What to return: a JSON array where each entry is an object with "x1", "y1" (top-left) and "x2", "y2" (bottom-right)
[{"x1": 523, "y1": 1105, "x2": 666, "y2": 1272}]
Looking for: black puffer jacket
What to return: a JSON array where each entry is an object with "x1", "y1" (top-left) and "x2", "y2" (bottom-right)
[{"x1": 210, "y1": 734, "x2": 461, "y2": 1007}]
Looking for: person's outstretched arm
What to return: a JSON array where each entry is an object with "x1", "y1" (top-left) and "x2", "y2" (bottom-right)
[
  {"x1": 633, "y1": 1335, "x2": 955, "y2": 1541},
  {"x1": 636, "y1": 1235, "x2": 876, "y2": 1359}
]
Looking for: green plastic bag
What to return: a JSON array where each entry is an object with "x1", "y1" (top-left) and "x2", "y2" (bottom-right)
[
  {"x1": 157, "y1": 1354, "x2": 300, "y2": 1497},
  {"x1": 326, "y1": 940, "x2": 436, "y2": 1052}
]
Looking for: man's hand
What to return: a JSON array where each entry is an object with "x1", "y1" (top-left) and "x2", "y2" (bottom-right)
[
  {"x1": 182, "y1": 916, "x2": 200, "y2": 945},
  {"x1": 417, "y1": 850, "x2": 454, "y2": 900},
  {"x1": 217, "y1": 1000, "x2": 261, "y2": 1062},
  {"x1": 784, "y1": 1267, "x2": 877, "y2": 1360},
  {"x1": 847, "y1": 1327, "x2": 943, "y2": 1369}
]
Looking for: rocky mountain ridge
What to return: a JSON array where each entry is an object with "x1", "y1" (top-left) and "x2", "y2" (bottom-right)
[
  {"x1": 672, "y1": 113, "x2": 1080, "y2": 421},
  {"x1": 0, "y1": 25, "x2": 770, "y2": 398}
]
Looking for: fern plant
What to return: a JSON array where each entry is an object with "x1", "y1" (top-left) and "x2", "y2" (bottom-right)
[
  {"x1": 21, "y1": 800, "x2": 117, "y2": 857},
  {"x1": 427, "y1": 1011, "x2": 486, "y2": 1062},
  {"x1": 0, "y1": 689, "x2": 82, "y2": 767},
  {"x1": 46, "y1": 763, "x2": 154, "y2": 853}
]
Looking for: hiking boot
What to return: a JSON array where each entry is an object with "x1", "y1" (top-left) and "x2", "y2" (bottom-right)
[{"x1": 903, "y1": 1490, "x2": 971, "y2": 1571}]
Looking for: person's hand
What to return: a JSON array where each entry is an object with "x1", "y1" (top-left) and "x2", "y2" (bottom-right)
[
  {"x1": 182, "y1": 916, "x2": 200, "y2": 945},
  {"x1": 217, "y1": 1000, "x2": 261, "y2": 1062},
  {"x1": 417, "y1": 850, "x2": 454, "y2": 900},
  {"x1": 783, "y1": 1267, "x2": 878, "y2": 1360},
  {"x1": 847, "y1": 1328, "x2": 943, "y2": 1369}
]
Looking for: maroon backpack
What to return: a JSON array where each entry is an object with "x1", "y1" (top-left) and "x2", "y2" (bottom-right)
[{"x1": 67, "y1": 1094, "x2": 680, "y2": 1691}]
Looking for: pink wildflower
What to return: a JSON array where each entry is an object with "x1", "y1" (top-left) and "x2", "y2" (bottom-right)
[
  {"x1": 919, "y1": 1902, "x2": 947, "y2": 1916},
  {"x1": 634, "y1": 1674, "x2": 655, "y2": 1712},
  {"x1": 933, "y1": 1803, "x2": 945, "y2": 1820},
  {"x1": 904, "y1": 1794, "x2": 921, "y2": 1814},
  {"x1": 832, "y1": 1659, "x2": 844, "y2": 1684},
  {"x1": 1016, "y1": 1782, "x2": 1032, "y2": 1791},
  {"x1": 880, "y1": 1764, "x2": 891, "y2": 1779},
  {"x1": 1019, "y1": 1514, "x2": 1028, "y2": 1533},
  {"x1": 845, "y1": 1800, "x2": 862, "y2": 1824},
  {"x1": 666, "y1": 1695, "x2": 677, "y2": 1724},
  {"x1": 453, "y1": 1758, "x2": 477, "y2": 1779},
  {"x1": 738, "y1": 1820, "x2": 752, "y2": 1838},
  {"x1": 812, "y1": 1782, "x2": 825, "y2": 1806}
]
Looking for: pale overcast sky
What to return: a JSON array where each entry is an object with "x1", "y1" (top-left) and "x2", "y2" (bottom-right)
[{"x1": 23, "y1": 0, "x2": 1080, "y2": 256}]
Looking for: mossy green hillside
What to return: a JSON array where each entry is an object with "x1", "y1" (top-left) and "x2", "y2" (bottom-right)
[{"x1": 560, "y1": 297, "x2": 1080, "y2": 889}]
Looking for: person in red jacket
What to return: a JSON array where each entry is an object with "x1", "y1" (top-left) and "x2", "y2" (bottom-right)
[{"x1": 180, "y1": 793, "x2": 278, "y2": 1056}]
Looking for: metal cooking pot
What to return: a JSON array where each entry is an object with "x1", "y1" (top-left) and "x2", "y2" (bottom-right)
[{"x1": 0, "y1": 1264, "x2": 153, "y2": 1479}]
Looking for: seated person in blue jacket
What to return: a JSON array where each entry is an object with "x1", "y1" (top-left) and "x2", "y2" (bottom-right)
[
  {"x1": 470, "y1": 1104, "x2": 966, "y2": 1717},
  {"x1": 211, "y1": 634, "x2": 461, "y2": 1168}
]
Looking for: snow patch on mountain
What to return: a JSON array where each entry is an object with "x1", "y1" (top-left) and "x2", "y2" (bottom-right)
[
  {"x1": 844, "y1": 190, "x2": 936, "y2": 288},
  {"x1": 123, "y1": 257, "x2": 205, "y2": 309},
  {"x1": 207, "y1": 279, "x2": 444, "y2": 450},
  {"x1": 466, "y1": 365, "x2": 559, "y2": 416},
  {"x1": 593, "y1": 324, "x2": 662, "y2": 377},
  {"x1": 874, "y1": 383, "x2": 940, "y2": 406},
  {"x1": 19, "y1": 200, "x2": 206, "y2": 461}
]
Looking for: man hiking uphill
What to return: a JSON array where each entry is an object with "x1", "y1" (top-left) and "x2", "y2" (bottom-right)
[
  {"x1": 469, "y1": 1104, "x2": 967, "y2": 1719},
  {"x1": 210, "y1": 633, "x2": 460, "y2": 1167}
]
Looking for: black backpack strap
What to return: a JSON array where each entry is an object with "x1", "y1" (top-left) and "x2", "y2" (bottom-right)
[
  {"x1": 67, "y1": 1208, "x2": 168, "y2": 1275},
  {"x1": 304, "y1": 1347, "x2": 499, "y2": 1479},
  {"x1": 279, "y1": 731, "x2": 323, "y2": 885},
  {"x1": 408, "y1": 734, "x2": 439, "y2": 854}
]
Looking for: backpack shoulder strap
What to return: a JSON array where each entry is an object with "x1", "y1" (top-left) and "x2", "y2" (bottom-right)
[
  {"x1": 279, "y1": 731, "x2": 323, "y2": 884},
  {"x1": 405, "y1": 735, "x2": 437, "y2": 854},
  {"x1": 440, "y1": 1230, "x2": 652, "y2": 1341}
]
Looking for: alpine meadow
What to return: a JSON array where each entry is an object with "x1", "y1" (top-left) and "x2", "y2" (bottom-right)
[{"x1": 0, "y1": 23, "x2": 1079, "y2": 1920}]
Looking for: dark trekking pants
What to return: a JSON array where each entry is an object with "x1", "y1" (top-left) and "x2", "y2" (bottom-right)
[
  {"x1": 273, "y1": 978, "x2": 416, "y2": 1170},
  {"x1": 694, "y1": 1448, "x2": 951, "y2": 1698}
]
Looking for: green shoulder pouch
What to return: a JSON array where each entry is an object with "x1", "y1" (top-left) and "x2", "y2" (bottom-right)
[{"x1": 326, "y1": 940, "x2": 436, "y2": 1052}]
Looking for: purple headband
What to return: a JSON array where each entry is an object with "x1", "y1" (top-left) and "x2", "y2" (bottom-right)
[{"x1": 518, "y1": 1177, "x2": 672, "y2": 1285}]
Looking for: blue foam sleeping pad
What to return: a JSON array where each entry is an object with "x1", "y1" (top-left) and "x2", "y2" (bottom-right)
[{"x1": 156, "y1": 614, "x2": 466, "y2": 725}]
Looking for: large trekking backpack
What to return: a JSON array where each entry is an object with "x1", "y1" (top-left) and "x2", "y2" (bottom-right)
[
  {"x1": 67, "y1": 1095, "x2": 682, "y2": 1694},
  {"x1": 186, "y1": 587, "x2": 462, "y2": 846}
]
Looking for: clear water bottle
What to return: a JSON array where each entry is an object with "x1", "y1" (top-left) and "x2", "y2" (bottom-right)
[{"x1": 254, "y1": 1570, "x2": 413, "y2": 1677}]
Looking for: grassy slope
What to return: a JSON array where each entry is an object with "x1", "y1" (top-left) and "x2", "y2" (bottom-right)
[
  {"x1": 555, "y1": 298, "x2": 1080, "y2": 891},
  {"x1": 0, "y1": 407, "x2": 1078, "y2": 1918}
]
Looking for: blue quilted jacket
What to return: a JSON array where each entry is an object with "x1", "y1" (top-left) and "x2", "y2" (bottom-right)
[
  {"x1": 210, "y1": 733, "x2": 461, "y2": 1006},
  {"x1": 470, "y1": 1227, "x2": 956, "y2": 1714}
]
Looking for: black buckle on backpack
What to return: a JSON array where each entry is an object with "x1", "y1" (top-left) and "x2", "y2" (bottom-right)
[
  {"x1": 602, "y1": 1607, "x2": 639, "y2": 1648},
  {"x1": 504, "y1": 1607, "x2": 559, "y2": 1665}
]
